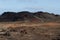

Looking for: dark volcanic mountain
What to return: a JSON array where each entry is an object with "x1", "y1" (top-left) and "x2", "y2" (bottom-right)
[{"x1": 0, "y1": 11, "x2": 60, "y2": 22}]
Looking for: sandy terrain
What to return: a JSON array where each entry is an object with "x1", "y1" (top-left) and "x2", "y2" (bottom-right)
[{"x1": 0, "y1": 22, "x2": 60, "y2": 40}]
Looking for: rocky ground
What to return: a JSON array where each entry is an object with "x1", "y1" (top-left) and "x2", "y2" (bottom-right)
[{"x1": 0, "y1": 22, "x2": 60, "y2": 40}]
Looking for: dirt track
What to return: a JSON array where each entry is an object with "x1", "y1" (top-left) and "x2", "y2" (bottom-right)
[{"x1": 0, "y1": 22, "x2": 60, "y2": 28}]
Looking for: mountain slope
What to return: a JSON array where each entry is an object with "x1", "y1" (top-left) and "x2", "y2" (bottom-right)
[{"x1": 0, "y1": 11, "x2": 60, "y2": 22}]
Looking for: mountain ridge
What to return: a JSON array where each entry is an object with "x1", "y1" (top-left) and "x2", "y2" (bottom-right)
[{"x1": 0, "y1": 11, "x2": 60, "y2": 22}]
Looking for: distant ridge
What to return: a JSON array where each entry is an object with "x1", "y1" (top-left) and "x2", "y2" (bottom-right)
[{"x1": 0, "y1": 11, "x2": 60, "y2": 22}]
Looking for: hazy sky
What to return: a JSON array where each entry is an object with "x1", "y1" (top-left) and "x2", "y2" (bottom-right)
[{"x1": 0, "y1": 0, "x2": 60, "y2": 14}]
